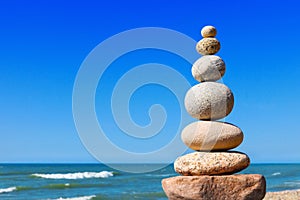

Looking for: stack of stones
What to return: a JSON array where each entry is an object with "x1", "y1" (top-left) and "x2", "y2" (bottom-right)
[{"x1": 162, "y1": 26, "x2": 266, "y2": 200}]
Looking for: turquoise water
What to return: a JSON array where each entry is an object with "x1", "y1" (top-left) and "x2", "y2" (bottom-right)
[{"x1": 0, "y1": 164, "x2": 299, "y2": 199}]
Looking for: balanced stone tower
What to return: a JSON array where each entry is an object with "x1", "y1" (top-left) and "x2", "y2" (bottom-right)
[{"x1": 162, "y1": 26, "x2": 266, "y2": 200}]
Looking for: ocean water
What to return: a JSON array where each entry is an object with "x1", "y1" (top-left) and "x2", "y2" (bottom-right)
[{"x1": 0, "y1": 164, "x2": 299, "y2": 199}]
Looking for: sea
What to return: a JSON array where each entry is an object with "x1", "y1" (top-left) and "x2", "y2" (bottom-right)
[{"x1": 0, "y1": 164, "x2": 299, "y2": 199}]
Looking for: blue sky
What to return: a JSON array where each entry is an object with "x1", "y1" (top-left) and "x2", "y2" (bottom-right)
[{"x1": 1, "y1": 0, "x2": 300, "y2": 163}]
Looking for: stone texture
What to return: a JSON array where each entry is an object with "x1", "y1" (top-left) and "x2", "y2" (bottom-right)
[
  {"x1": 201, "y1": 25, "x2": 217, "y2": 38},
  {"x1": 192, "y1": 55, "x2": 226, "y2": 82},
  {"x1": 174, "y1": 151, "x2": 250, "y2": 175},
  {"x1": 184, "y1": 82, "x2": 234, "y2": 120},
  {"x1": 181, "y1": 121, "x2": 243, "y2": 151},
  {"x1": 162, "y1": 174, "x2": 266, "y2": 200},
  {"x1": 196, "y1": 38, "x2": 220, "y2": 55}
]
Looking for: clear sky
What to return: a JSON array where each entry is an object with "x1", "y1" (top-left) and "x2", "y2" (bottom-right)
[{"x1": 1, "y1": 0, "x2": 300, "y2": 163}]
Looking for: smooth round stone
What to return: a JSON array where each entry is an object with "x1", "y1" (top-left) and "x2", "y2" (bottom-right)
[
  {"x1": 174, "y1": 151, "x2": 250, "y2": 175},
  {"x1": 201, "y1": 25, "x2": 217, "y2": 38},
  {"x1": 181, "y1": 121, "x2": 243, "y2": 151},
  {"x1": 196, "y1": 38, "x2": 220, "y2": 55},
  {"x1": 184, "y1": 82, "x2": 234, "y2": 120},
  {"x1": 192, "y1": 55, "x2": 226, "y2": 82}
]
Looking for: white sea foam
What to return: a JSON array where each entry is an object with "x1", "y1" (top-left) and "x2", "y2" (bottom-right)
[
  {"x1": 0, "y1": 187, "x2": 17, "y2": 194},
  {"x1": 272, "y1": 172, "x2": 281, "y2": 176},
  {"x1": 55, "y1": 195, "x2": 96, "y2": 200},
  {"x1": 32, "y1": 171, "x2": 113, "y2": 179},
  {"x1": 284, "y1": 181, "x2": 300, "y2": 185}
]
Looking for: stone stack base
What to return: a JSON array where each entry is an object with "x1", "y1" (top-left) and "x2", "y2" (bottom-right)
[{"x1": 162, "y1": 174, "x2": 266, "y2": 200}]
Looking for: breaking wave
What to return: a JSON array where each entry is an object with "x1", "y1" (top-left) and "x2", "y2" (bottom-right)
[
  {"x1": 272, "y1": 172, "x2": 281, "y2": 176},
  {"x1": 0, "y1": 187, "x2": 17, "y2": 194},
  {"x1": 55, "y1": 195, "x2": 96, "y2": 200},
  {"x1": 31, "y1": 171, "x2": 113, "y2": 179}
]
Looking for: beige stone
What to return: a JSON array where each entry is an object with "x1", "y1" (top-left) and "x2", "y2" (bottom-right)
[
  {"x1": 162, "y1": 174, "x2": 266, "y2": 200},
  {"x1": 181, "y1": 121, "x2": 243, "y2": 151},
  {"x1": 184, "y1": 82, "x2": 234, "y2": 120},
  {"x1": 201, "y1": 25, "x2": 217, "y2": 38},
  {"x1": 174, "y1": 151, "x2": 250, "y2": 175},
  {"x1": 196, "y1": 38, "x2": 220, "y2": 55}
]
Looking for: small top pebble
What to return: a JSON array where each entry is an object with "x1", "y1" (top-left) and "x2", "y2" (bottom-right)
[{"x1": 201, "y1": 25, "x2": 217, "y2": 38}]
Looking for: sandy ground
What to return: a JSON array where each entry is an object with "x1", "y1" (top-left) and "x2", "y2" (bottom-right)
[{"x1": 264, "y1": 189, "x2": 300, "y2": 200}]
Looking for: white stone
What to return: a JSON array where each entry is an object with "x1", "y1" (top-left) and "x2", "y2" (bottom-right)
[
  {"x1": 192, "y1": 55, "x2": 225, "y2": 82},
  {"x1": 184, "y1": 82, "x2": 234, "y2": 120}
]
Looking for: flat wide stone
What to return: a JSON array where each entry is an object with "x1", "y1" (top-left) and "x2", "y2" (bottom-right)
[
  {"x1": 174, "y1": 151, "x2": 250, "y2": 175},
  {"x1": 162, "y1": 174, "x2": 266, "y2": 200}
]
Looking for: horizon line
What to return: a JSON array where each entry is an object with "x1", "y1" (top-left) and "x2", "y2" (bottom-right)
[{"x1": 0, "y1": 162, "x2": 299, "y2": 165}]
